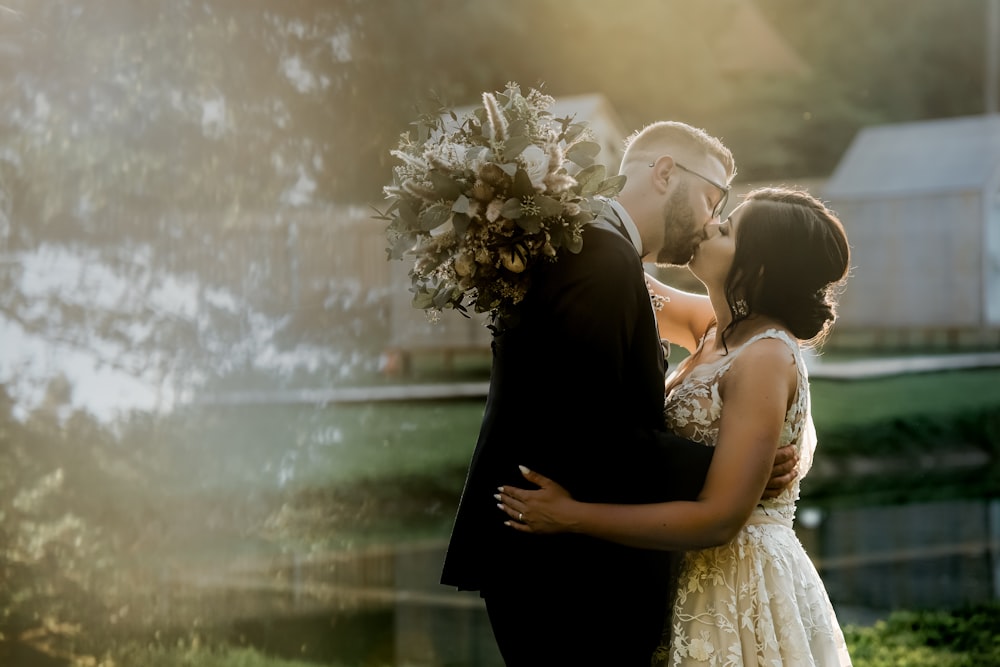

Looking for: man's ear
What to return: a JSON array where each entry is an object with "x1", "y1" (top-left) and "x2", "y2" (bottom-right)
[{"x1": 649, "y1": 155, "x2": 676, "y2": 193}]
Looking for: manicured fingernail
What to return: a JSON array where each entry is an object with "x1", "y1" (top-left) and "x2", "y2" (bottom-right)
[
  {"x1": 494, "y1": 494, "x2": 501, "y2": 501},
  {"x1": 497, "y1": 486, "x2": 504, "y2": 493},
  {"x1": 497, "y1": 503, "x2": 504, "y2": 511},
  {"x1": 504, "y1": 521, "x2": 512, "y2": 527},
  {"x1": 518, "y1": 465, "x2": 530, "y2": 475}
]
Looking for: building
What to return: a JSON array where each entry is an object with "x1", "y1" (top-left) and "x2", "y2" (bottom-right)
[{"x1": 821, "y1": 114, "x2": 1000, "y2": 350}]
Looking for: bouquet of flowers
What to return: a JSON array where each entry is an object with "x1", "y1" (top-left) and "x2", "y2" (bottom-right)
[{"x1": 376, "y1": 82, "x2": 626, "y2": 328}]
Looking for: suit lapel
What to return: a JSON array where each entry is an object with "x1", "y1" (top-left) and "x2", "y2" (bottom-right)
[{"x1": 595, "y1": 201, "x2": 670, "y2": 376}]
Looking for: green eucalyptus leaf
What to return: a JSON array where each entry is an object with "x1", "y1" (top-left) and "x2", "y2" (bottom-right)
[
  {"x1": 517, "y1": 216, "x2": 542, "y2": 233},
  {"x1": 535, "y1": 194, "x2": 564, "y2": 217},
  {"x1": 398, "y1": 200, "x2": 419, "y2": 228},
  {"x1": 566, "y1": 233, "x2": 584, "y2": 254},
  {"x1": 594, "y1": 174, "x2": 627, "y2": 197},
  {"x1": 548, "y1": 223, "x2": 565, "y2": 247},
  {"x1": 503, "y1": 135, "x2": 532, "y2": 159},
  {"x1": 512, "y1": 168, "x2": 535, "y2": 198},
  {"x1": 417, "y1": 202, "x2": 452, "y2": 231},
  {"x1": 566, "y1": 141, "x2": 601, "y2": 168},
  {"x1": 501, "y1": 197, "x2": 523, "y2": 219},
  {"x1": 415, "y1": 122, "x2": 432, "y2": 143},
  {"x1": 432, "y1": 286, "x2": 455, "y2": 309},
  {"x1": 429, "y1": 170, "x2": 464, "y2": 199},
  {"x1": 564, "y1": 123, "x2": 587, "y2": 143},
  {"x1": 506, "y1": 118, "x2": 527, "y2": 138},
  {"x1": 575, "y1": 164, "x2": 607, "y2": 196},
  {"x1": 412, "y1": 290, "x2": 435, "y2": 309},
  {"x1": 452, "y1": 194, "x2": 470, "y2": 214},
  {"x1": 580, "y1": 197, "x2": 607, "y2": 218},
  {"x1": 452, "y1": 212, "x2": 471, "y2": 238}
]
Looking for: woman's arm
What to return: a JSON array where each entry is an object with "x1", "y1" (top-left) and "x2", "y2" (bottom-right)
[
  {"x1": 498, "y1": 338, "x2": 798, "y2": 551},
  {"x1": 644, "y1": 273, "x2": 714, "y2": 353}
]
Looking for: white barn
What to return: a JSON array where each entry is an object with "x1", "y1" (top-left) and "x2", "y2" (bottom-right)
[{"x1": 822, "y1": 114, "x2": 1000, "y2": 350}]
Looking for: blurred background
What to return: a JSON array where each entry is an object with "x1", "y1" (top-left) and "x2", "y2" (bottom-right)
[{"x1": 1, "y1": 1, "x2": 999, "y2": 666}]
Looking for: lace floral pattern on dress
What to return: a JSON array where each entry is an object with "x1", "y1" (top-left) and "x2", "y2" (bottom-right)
[{"x1": 655, "y1": 329, "x2": 852, "y2": 666}]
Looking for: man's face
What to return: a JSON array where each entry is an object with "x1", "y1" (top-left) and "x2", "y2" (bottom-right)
[
  {"x1": 654, "y1": 157, "x2": 730, "y2": 266},
  {"x1": 655, "y1": 181, "x2": 702, "y2": 265}
]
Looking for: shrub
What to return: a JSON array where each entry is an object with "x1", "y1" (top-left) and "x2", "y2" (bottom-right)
[{"x1": 844, "y1": 603, "x2": 1000, "y2": 667}]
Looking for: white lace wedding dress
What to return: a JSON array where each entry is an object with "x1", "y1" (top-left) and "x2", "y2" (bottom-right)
[{"x1": 654, "y1": 328, "x2": 852, "y2": 666}]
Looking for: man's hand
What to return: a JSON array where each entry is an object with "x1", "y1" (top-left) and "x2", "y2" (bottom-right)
[{"x1": 761, "y1": 444, "x2": 798, "y2": 500}]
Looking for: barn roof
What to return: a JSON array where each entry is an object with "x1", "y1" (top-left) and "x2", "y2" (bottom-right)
[{"x1": 823, "y1": 114, "x2": 1000, "y2": 199}]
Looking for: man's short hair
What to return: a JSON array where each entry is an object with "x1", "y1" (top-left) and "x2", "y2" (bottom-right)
[{"x1": 622, "y1": 121, "x2": 736, "y2": 180}]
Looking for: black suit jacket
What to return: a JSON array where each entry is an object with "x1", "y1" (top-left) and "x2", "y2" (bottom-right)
[{"x1": 440, "y1": 209, "x2": 714, "y2": 594}]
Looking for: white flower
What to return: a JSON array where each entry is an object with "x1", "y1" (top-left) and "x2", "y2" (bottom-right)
[
  {"x1": 429, "y1": 220, "x2": 453, "y2": 237},
  {"x1": 707, "y1": 384, "x2": 723, "y2": 421},
  {"x1": 519, "y1": 144, "x2": 550, "y2": 191},
  {"x1": 466, "y1": 146, "x2": 491, "y2": 174},
  {"x1": 687, "y1": 635, "x2": 715, "y2": 661},
  {"x1": 485, "y1": 198, "x2": 504, "y2": 222}
]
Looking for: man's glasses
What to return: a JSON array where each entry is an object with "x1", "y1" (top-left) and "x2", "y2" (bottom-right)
[{"x1": 649, "y1": 160, "x2": 730, "y2": 219}]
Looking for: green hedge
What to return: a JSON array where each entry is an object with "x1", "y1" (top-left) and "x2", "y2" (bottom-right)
[
  {"x1": 844, "y1": 603, "x2": 1000, "y2": 667},
  {"x1": 89, "y1": 603, "x2": 1000, "y2": 667},
  {"x1": 802, "y1": 406, "x2": 1000, "y2": 507}
]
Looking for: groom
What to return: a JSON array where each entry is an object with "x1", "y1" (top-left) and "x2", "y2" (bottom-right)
[{"x1": 440, "y1": 122, "x2": 796, "y2": 665}]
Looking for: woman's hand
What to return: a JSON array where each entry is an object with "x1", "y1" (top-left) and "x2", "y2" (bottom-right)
[{"x1": 496, "y1": 465, "x2": 580, "y2": 534}]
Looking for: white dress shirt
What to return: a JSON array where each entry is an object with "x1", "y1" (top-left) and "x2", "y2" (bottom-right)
[{"x1": 605, "y1": 198, "x2": 643, "y2": 257}]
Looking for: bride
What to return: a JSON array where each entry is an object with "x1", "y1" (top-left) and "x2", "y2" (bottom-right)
[{"x1": 496, "y1": 187, "x2": 854, "y2": 666}]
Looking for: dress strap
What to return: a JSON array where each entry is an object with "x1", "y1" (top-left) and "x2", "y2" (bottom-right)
[
  {"x1": 758, "y1": 330, "x2": 813, "y2": 443},
  {"x1": 739, "y1": 328, "x2": 807, "y2": 379}
]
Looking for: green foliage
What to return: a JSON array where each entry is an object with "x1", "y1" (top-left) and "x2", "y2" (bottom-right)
[
  {"x1": 809, "y1": 369, "x2": 1000, "y2": 433},
  {"x1": 844, "y1": 604, "x2": 1000, "y2": 667},
  {"x1": 109, "y1": 642, "x2": 350, "y2": 667},
  {"x1": 0, "y1": 401, "x2": 147, "y2": 663},
  {"x1": 818, "y1": 407, "x2": 1000, "y2": 458},
  {"x1": 802, "y1": 405, "x2": 1000, "y2": 506}
]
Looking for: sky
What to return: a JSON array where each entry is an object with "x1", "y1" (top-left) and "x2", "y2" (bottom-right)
[{"x1": 1, "y1": 245, "x2": 189, "y2": 421}]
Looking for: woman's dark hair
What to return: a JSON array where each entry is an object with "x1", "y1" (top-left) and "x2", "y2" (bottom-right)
[{"x1": 721, "y1": 187, "x2": 850, "y2": 349}]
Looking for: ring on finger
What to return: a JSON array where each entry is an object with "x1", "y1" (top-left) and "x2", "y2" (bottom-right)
[{"x1": 518, "y1": 512, "x2": 524, "y2": 522}]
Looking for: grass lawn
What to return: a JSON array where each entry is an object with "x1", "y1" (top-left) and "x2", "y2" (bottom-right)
[
  {"x1": 809, "y1": 367, "x2": 1000, "y2": 432},
  {"x1": 138, "y1": 365, "x2": 1000, "y2": 554},
  {"x1": 163, "y1": 366, "x2": 1000, "y2": 499}
]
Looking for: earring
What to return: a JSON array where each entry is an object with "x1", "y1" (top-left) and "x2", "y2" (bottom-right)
[{"x1": 734, "y1": 299, "x2": 748, "y2": 317}]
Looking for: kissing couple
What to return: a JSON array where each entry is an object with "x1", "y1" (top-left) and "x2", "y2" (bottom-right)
[{"x1": 441, "y1": 121, "x2": 854, "y2": 666}]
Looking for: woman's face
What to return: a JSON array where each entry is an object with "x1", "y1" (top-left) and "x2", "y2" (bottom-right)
[{"x1": 689, "y1": 201, "x2": 746, "y2": 286}]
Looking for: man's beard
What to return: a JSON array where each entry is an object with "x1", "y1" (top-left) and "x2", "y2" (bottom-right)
[{"x1": 654, "y1": 183, "x2": 701, "y2": 266}]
